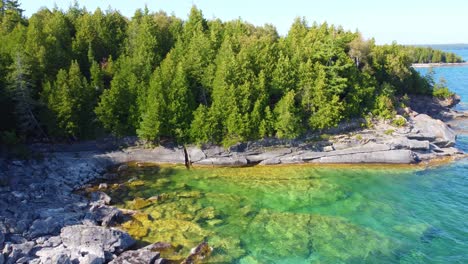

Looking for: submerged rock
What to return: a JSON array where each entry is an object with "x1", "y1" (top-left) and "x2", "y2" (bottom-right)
[
  {"x1": 181, "y1": 242, "x2": 212, "y2": 264},
  {"x1": 108, "y1": 246, "x2": 160, "y2": 264}
]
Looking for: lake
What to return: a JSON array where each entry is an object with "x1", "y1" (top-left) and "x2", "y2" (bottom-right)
[{"x1": 106, "y1": 48, "x2": 468, "y2": 264}]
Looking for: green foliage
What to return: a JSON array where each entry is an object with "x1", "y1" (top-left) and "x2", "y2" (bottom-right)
[
  {"x1": 0, "y1": 3, "x2": 443, "y2": 145},
  {"x1": 392, "y1": 117, "x2": 407, "y2": 127},
  {"x1": 432, "y1": 77, "x2": 454, "y2": 99},
  {"x1": 274, "y1": 90, "x2": 302, "y2": 139},
  {"x1": 384, "y1": 129, "x2": 395, "y2": 135},
  {"x1": 42, "y1": 60, "x2": 95, "y2": 138},
  {"x1": 406, "y1": 46, "x2": 464, "y2": 63}
]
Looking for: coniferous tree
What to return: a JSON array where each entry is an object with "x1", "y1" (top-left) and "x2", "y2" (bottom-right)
[
  {"x1": 8, "y1": 53, "x2": 46, "y2": 138},
  {"x1": 274, "y1": 90, "x2": 302, "y2": 139}
]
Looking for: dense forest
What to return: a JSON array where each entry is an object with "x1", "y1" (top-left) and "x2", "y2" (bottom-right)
[
  {"x1": 407, "y1": 46, "x2": 464, "y2": 63},
  {"x1": 0, "y1": 1, "x2": 457, "y2": 147}
]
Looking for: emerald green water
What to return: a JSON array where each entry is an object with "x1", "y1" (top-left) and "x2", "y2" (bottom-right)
[{"x1": 106, "y1": 149, "x2": 468, "y2": 263}]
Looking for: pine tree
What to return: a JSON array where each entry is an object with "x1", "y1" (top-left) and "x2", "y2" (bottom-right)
[
  {"x1": 137, "y1": 68, "x2": 165, "y2": 141},
  {"x1": 44, "y1": 61, "x2": 95, "y2": 138},
  {"x1": 8, "y1": 53, "x2": 46, "y2": 138},
  {"x1": 95, "y1": 57, "x2": 139, "y2": 136},
  {"x1": 274, "y1": 90, "x2": 302, "y2": 139}
]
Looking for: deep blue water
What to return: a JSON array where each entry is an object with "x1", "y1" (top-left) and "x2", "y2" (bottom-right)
[{"x1": 417, "y1": 47, "x2": 468, "y2": 112}]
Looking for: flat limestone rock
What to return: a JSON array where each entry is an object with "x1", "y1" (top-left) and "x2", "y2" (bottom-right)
[
  {"x1": 150, "y1": 147, "x2": 186, "y2": 163},
  {"x1": 245, "y1": 148, "x2": 292, "y2": 163},
  {"x1": 195, "y1": 157, "x2": 248, "y2": 166},
  {"x1": 316, "y1": 150, "x2": 416, "y2": 164}
]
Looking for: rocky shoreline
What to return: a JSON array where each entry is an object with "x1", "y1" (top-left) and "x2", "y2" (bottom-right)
[
  {"x1": 0, "y1": 98, "x2": 467, "y2": 263},
  {"x1": 412, "y1": 62, "x2": 468, "y2": 68}
]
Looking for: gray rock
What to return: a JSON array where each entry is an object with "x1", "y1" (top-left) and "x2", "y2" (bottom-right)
[
  {"x1": 259, "y1": 157, "x2": 281, "y2": 165},
  {"x1": 245, "y1": 148, "x2": 291, "y2": 163},
  {"x1": 0, "y1": 230, "x2": 4, "y2": 246},
  {"x1": 408, "y1": 140, "x2": 430, "y2": 150},
  {"x1": 99, "y1": 206, "x2": 122, "y2": 227},
  {"x1": 331, "y1": 143, "x2": 391, "y2": 155},
  {"x1": 35, "y1": 245, "x2": 71, "y2": 264},
  {"x1": 102, "y1": 173, "x2": 118, "y2": 180},
  {"x1": 181, "y1": 242, "x2": 212, "y2": 264},
  {"x1": 91, "y1": 192, "x2": 112, "y2": 205},
  {"x1": 29, "y1": 217, "x2": 62, "y2": 238},
  {"x1": 150, "y1": 147, "x2": 185, "y2": 163},
  {"x1": 323, "y1": 145, "x2": 334, "y2": 152},
  {"x1": 0, "y1": 254, "x2": 4, "y2": 264},
  {"x1": 78, "y1": 253, "x2": 104, "y2": 264},
  {"x1": 201, "y1": 146, "x2": 227, "y2": 157},
  {"x1": 195, "y1": 157, "x2": 248, "y2": 166},
  {"x1": 411, "y1": 114, "x2": 456, "y2": 147},
  {"x1": 187, "y1": 147, "x2": 206, "y2": 163},
  {"x1": 316, "y1": 150, "x2": 416, "y2": 164},
  {"x1": 108, "y1": 247, "x2": 160, "y2": 264},
  {"x1": 117, "y1": 164, "x2": 129, "y2": 172},
  {"x1": 60, "y1": 225, "x2": 135, "y2": 261}
]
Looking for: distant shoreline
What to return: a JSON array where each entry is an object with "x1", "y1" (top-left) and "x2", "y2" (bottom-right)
[{"x1": 412, "y1": 62, "x2": 468, "y2": 68}]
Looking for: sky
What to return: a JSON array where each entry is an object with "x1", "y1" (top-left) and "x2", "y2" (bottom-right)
[{"x1": 20, "y1": 0, "x2": 468, "y2": 45}]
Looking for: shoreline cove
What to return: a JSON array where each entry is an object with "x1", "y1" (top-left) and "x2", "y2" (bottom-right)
[{"x1": 0, "y1": 99, "x2": 467, "y2": 263}]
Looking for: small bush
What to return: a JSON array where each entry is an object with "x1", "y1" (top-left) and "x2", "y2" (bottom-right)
[
  {"x1": 433, "y1": 87, "x2": 454, "y2": 99},
  {"x1": 320, "y1": 134, "x2": 331, "y2": 141},
  {"x1": 392, "y1": 117, "x2": 406, "y2": 127},
  {"x1": 384, "y1": 129, "x2": 395, "y2": 135},
  {"x1": 355, "y1": 134, "x2": 363, "y2": 140}
]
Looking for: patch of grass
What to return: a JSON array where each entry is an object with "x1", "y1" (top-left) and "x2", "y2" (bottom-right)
[
  {"x1": 355, "y1": 134, "x2": 363, "y2": 140},
  {"x1": 320, "y1": 134, "x2": 331, "y2": 141},
  {"x1": 384, "y1": 129, "x2": 395, "y2": 135},
  {"x1": 392, "y1": 117, "x2": 406, "y2": 127}
]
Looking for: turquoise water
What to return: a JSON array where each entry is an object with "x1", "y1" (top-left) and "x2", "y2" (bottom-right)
[
  {"x1": 103, "y1": 49, "x2": 468, "y2": 264},
  {"x1": 109, "y1": 160, "x2": 468, "y2": 264}
]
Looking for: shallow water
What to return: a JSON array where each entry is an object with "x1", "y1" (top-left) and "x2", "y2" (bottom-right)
[{"x1": 107, "y1": 153, "x2": 468, "y2": 263}]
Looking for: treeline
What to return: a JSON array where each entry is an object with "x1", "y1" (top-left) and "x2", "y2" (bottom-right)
[
  {"x1": 406, "y1": 46, "x2": 464, "y2": 63},
  {"x1": 0, "y1": 1, "x2": 447, "y2": 147}
]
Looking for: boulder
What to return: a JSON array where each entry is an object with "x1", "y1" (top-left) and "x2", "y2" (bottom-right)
[
  {"x1": 35, "y1": 246, "x2": 72, "y2": 264},
  {"x1": 108, "y1": 244, "x2": 161, "y2": 264},
  {"x1": 411, "y1": 114, "x2": 456, "y2": 147},
  {"x1": 323, "y1": 145, "x2": 334, "y2": 152},
  {"x1": 187, "y1": 147, "x2": 206, "y2": 163},
  {"x1": 28, "y1": 217, "x2": 63, "y2": 238},
  {"x1": 78, "y1": 254, "x2": 104, "y2": 264},
  {"x1": 181, "y1": 242, "x2": 212, "y2": 264},
  {"x1": 91, "y1": 192, "x2": 112, "y2": 205},
  {"x1": 60, "y1": 225, "x2": 135, "y2": 261}
]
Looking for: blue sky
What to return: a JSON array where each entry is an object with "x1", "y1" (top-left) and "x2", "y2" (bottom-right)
[{"x1": 21, "y1": 0, "x2": 468, "y2": 45}]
